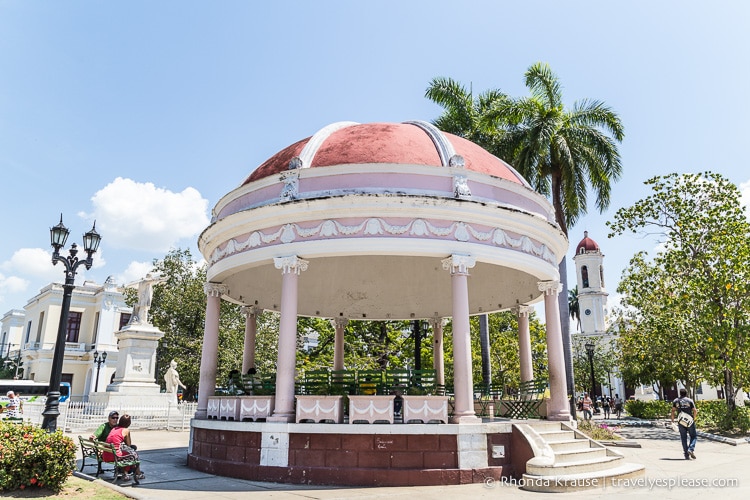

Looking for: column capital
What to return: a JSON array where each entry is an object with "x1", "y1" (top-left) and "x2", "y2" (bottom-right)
[
  {"x1": 204, "y1": 282, "x2": 228, "y2": 298},
  {"x1": 274, "y1": 255, "x2": 309, "y2": 275},
  {"x1": 441, "y1": 254, "x2": 476, "y2": 275},
  {"x1": 428, "y1": 316, "x2": 448, "y2": 329},
  {"x1": 241, "y1": 305, "x2": 261, "y2": 318},
  {"x1": 513, "y1": 304, "x2": 533, "y2": 317},
  {"x1": 331, "y1": 317, "x2": 349, "y2": 329},
  {"x1": 538, "y1": 280, "x2": 562, "y2": 296}
]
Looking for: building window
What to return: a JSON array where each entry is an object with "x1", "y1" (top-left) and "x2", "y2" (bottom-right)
[
  {"x1": 119, "y1": 313, "x2": 132, "y2": 330},
  {"x1": 92, "y1": 312, "x2": 100, "y2": 345},
  {"x1": 581, "y1": 266, "x2": 590, "y2": 288},
  {"x1": 36, "y1": 311, "x2": 45, "y2": 343},
  {"x1": 66, "y1": 311, "x2": 82, "y2": 343},
  {"x1": 599, "y1": 265, "x2": 605, "y2": 288}
]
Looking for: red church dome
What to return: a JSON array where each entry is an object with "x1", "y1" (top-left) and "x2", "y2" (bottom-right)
[{"x1": 576, "y1": 231, "x2": 600, "y2": 254}]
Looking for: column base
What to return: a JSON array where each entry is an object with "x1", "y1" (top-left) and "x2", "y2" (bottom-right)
[
  {"x1": 195, "y1": 409, "x2": 207, "y2": 420},
  {"x1": 450, "y1": 414, "x2": 482, "y2": 424}
]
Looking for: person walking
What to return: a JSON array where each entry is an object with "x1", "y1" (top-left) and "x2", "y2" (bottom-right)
[
  {"x1": 602, "y1": 396, "x2": 611, "y2": 419},
  {"x1": 582, "y1": 392, "x2": 593, "y2": 420},
  {"x1": 614, "y1": 393, "x2": 624, "y2": 419},
  {"x1": 671, "y1": 388, "x2": 698, "y2": 460}
]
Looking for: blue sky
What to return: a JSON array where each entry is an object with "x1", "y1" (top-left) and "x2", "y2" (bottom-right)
[{"x1": 1, "y1": 1, "x2": 749, "y2": 317}]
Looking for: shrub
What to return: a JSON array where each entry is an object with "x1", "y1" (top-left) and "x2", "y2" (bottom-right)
[
  {"x1": 577, "y1": 420, "x2": 621, "y2": 441},
  {"x1": 624, "y1": 399, "x2": 672, "y2": 419},
  {"x1": 696, "y1": 400, "x2": 750, "y2": 433},
  {"x1": 0, "y1": 421, "x2": 76, "y2": 492}
]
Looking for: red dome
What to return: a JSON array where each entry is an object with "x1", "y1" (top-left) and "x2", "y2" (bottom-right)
[
  {"x1": 243, "y1": 122, "x2": 527, "y2": 185},
  {"x1": 576, "y1": 231, "x2": 600, "y2": 254}
]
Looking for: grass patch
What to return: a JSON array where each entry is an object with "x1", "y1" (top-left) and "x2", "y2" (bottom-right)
[{"x1": 2, "y1": 476, "x2": 127, "y2": 499}]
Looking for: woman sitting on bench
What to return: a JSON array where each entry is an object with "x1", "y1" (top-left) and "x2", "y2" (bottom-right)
[{"x1": 102, "y1": 414, "x2": 144, "y2": 480}]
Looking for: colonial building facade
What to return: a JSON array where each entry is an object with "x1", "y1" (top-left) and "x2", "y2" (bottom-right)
[{"x1": 0, "y1": 278, "x2": 131, "y2": 401}]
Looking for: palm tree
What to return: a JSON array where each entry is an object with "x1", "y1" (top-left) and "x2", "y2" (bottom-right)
[
  {"x1": 425, "y1": 77, "x2": 508, "y2": 153},
  {"x1": 568, "y1": 286, "x2": 580, "y2": 332},
  {"x1": 426, "y1": 64, "x2": 625, "y2": 414},
  {"x1": 492, "y1": 62, "x2": 624, "y2": 412}
]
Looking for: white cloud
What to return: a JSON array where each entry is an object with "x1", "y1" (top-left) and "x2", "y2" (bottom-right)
[
  {"x1": 83, "y1": 177, "x2": 210, "y2": 252},
  {"x1": 1, "y1": 248, "x2": 59, "y2": 280},
  {"x1": 115, "y1": 261, "x2": 158, "y2": 288}
]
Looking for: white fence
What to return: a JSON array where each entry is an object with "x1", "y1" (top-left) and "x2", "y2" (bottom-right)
[{"x1": 19, "y1": 401, "x2": 197, "y2": 433}]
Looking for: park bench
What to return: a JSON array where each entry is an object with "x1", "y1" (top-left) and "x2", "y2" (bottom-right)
[
  {"x1": 78, "y1": 436, "x2": 141, "y2": 484},
  {"x1": 498, "y1": 379, "x2": 547, "y2": 419}
]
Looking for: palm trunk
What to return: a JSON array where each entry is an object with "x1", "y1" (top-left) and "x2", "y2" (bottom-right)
[{"x1": 479, "y1": 314, "x2": 491, "y2": 392}]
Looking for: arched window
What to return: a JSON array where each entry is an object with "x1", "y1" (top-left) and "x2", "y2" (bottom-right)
[
  {"x1": 599, "y1": 265, "x2": 605, "y2": 288},
  {"x1": 581, "y1": 266, "x2": 590, "y2": 288}
]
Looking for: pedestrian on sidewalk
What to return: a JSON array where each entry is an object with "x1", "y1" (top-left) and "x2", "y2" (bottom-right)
[
  {"x1": 582, "y1": 392, "x2": 593, "y2": 420},
  {"x1": 614, "y1": 393, "x2": 624, "y2": 419},
  {"x1": 603, "y1": 396, "x2": 611, "y2": 419},
  {"x1": 671, "y1": 388, "x2": 698, "y2": 460}
]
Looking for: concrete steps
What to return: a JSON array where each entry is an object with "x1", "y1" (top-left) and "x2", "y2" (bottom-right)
[{"x1": 516, "y1": 421, "x2": 645, "y2": 492}]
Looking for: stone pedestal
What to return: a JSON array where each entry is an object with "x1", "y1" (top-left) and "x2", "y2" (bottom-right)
[{"x1": 89, "y1": 321, "x2": 173, "y2": 408}]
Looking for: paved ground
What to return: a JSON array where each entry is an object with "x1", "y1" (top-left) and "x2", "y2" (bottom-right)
[{"x1": 71, "y1": 419, "x2": 750, "y2": 500}]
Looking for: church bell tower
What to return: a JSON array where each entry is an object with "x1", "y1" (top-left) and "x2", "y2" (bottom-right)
[{"x1": 573, "y1": 231, "x2": 608, "y2": 335}]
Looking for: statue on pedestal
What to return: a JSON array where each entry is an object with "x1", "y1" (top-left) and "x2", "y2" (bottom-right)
[
  {"x1": 164, "y1": 359, "x2": 186, "y2": 397},
  {"x1": 128, "y1": 273, "x2": 166, "y2": 325}
]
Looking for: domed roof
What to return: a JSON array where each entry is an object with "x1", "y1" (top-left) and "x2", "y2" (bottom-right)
[
  {"x1": 243, "y1": 121, "x2": 529, "y2": 186},
  {"x1": 576, "y1": 231, "x2": 600, "y2": 254}
]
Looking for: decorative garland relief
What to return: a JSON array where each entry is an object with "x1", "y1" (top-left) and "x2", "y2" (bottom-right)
[{"x1": 210, "y1": 217, "x2": 556, "y2": 265}]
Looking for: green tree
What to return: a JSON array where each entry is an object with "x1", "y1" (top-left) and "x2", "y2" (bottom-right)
[
  {"x1": 568, "y1": 286, "x2": 580, "y2": 332},
  {"x1": 608, "y1": 172, "x2": 750, "y2": 411},
  {"x1": 424, "y1": 77, "x2": 508, "y2": 153}
]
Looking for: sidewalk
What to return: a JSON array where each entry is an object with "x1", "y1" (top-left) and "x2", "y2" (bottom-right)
[{"x1": 71, "y1": 421, "x2": 750, "y2": 500}]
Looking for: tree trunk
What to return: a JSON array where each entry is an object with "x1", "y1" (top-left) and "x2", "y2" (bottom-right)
[
  {"x1": 479, "y1": 314, "x2": 491, "y2": 392},
  {"x1": 413, "y1": 320, "x2": 422, "y2": 371},
  {"x1": 558, "y1": 258, "x2": 576, "y2": 417}
]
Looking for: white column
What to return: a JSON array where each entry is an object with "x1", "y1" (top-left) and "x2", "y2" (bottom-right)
[
  {"x1": 269, "y1": 255, "x2": 308, "y2": 422},
  {"x1": 539, "y1": 281, "x2": 571, "y2": 421},
  {"x1": 515, "y1": 305, "x2": 534, "y2": 383},
  {"x1": 442, "y1": 255, "x2": 481, "y2": 424},
  {"x1": 196, "y1": 282, "x2": 227, "y2": 419},
  {"x1": 241, "y1": 306, "x2": 260, "y2": 374},
  {"x1": 428, "y1": 316, "x2": 446, "y2": 387},
  {"x1": 332, "y1": 317, "x2": 348, "y2": 371}
]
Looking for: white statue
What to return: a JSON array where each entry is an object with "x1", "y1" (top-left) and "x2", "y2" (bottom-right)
[
  {"x1": 164, "y1": 359, "x2": 186, "y2": 395},
  {"x1": 128, "y1": 273, "x2": 166, "y2": 325}
]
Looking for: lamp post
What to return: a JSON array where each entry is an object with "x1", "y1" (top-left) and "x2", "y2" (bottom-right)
[
  {"x1": 93, "y1": 350, "x2": 107, "y2": 392},
  {"x1": 42, "y1": 214, "x2": 101, "y2": 432},
  {"x1": 585, "y1": 341, "x2": 597, "y2": 411}
]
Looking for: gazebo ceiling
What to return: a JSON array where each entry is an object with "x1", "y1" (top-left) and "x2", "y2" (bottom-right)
[{"x1": 199, "y1": 120, "x2": 568, "y2": 319}]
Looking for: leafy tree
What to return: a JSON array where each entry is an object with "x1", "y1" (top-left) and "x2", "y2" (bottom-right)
[
  {"x1": 608, "y1": 172, "x2": 750, "y2": 411},
  {"x1": 572, "y1": 335, "x2": 619, "y2": 397},
  {"x1": 443, "y1": 311, "x2": 547, "y2": 391}
]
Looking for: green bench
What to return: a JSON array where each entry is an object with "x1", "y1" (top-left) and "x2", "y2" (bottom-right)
[
  {"x1": 78, "y1": 436, "x2": 141, "y2": 484},
  {"x1": 498, "y1": 379, "x2": 547, "y2": 419}
]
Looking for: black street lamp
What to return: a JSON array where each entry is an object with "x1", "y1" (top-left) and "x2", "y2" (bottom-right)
[
  {"x1": 93, "y1": 350, "x2": 107, "y2": 392},
  {"x1": 585, "y1": 341, "x2": 597, "y2": 410},
  {"x1": 42, "y1": 214, "x2": 101, "y2": 432}
]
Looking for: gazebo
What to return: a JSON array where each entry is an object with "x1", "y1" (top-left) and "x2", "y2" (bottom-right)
[{"x1": 189, "y1": 121, "x2": 573, "y2": 486}]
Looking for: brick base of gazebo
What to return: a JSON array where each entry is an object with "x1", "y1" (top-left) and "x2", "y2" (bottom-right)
[{"x1": 188, "y1": 420, "x2": 534, "y2": 486}]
